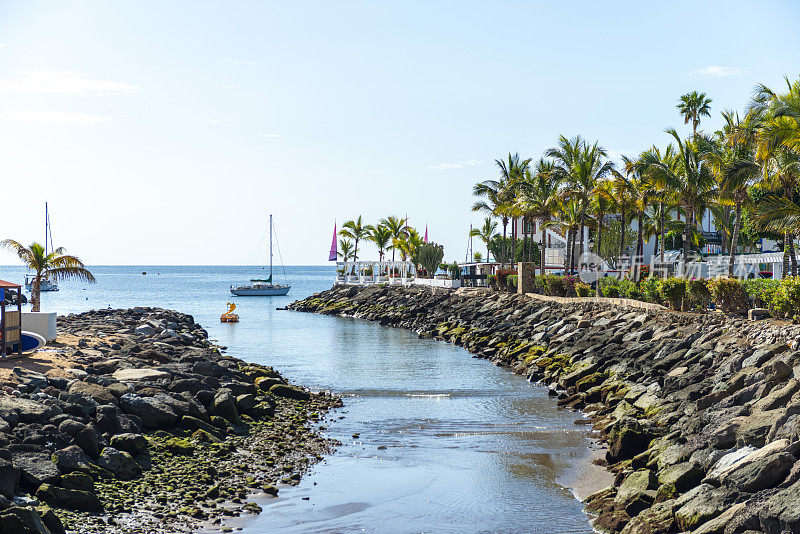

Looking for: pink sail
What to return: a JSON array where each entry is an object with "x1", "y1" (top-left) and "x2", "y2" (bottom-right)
[
  {"x1": 424, "y1": 225, "x2": 428, "y2": 243},
  {"x1": 328, "y1": 223, "x2": 337, "y2": 261}
]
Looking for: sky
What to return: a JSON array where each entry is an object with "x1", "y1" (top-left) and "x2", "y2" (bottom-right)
[{"x1": 0, "y1": 1, "x2": 798, "y2": 266}]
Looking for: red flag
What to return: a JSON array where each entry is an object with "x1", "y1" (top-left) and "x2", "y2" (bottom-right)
[{"x1": 328, "y1": 222, "x2": 337, "y2": 261}]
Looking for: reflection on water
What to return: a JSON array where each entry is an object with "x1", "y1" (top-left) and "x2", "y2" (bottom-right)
[{"x1": 0, "y1": 266, "x2": 595, "y2": 534}]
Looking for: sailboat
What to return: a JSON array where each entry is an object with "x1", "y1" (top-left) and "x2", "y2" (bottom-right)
[
  {"x1": 230, "y1": 214, "x2": 291, "y2": 296},
  {"x1": 25, "y1": 203, "x2": 59, "y2": 292}
]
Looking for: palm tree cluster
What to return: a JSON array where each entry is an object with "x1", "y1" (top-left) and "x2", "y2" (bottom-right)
[
  {"x1": 338, "y1": 215, "x2": 424, "y2": 266},
  {"x1": 471, "y1": 76, "x2": 800, "y2": 280}
]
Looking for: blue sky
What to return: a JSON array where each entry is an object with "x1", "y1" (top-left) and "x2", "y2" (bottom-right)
[{"x1": 0, "y1": 1, "x2": 798, "y2": 265}]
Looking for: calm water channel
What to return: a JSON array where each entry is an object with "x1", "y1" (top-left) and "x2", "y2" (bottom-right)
[{"x1": 2, "y1": 265, "x2": 597, "y2": 533}]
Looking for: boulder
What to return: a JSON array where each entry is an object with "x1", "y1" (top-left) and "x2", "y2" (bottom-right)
[
  {"x1": 109, "y1": 433, "x2": 147, "y2": 455},
  {"x1": 619, "y1": 499, "x2": 675, "y2": 534},
  {"x1": 0, "y1": 397, "x2": 60, "y2": 426},
  {"x1": 254, "y1": 377, "x2": 282, "y2": 392},
  {"x1": 60, "y1": 471, "x2": 93, "y2": 492},
  {"x1": 51, "y1": 445, "x2": 97, "y2": 475},
  {"x1": 211, "y1": 391, "x2": 241, "y2": 427},
  {"x1": 67, "y1": 382, "x2": 117, "y2": 406},
  {"x1": 657, "y1": 462, "x2": 703, "y2": 493},
  {"x1": 0, "y1": 459, "x2": 20, "y2": 498},
  {"x1": 35, "y1": 482, "x2": 102, "y2": 512},
  {"x1": 119, "y1": 394, "x2": 178, "y2": 429},
  {"x1": 615, "y1": 470, "x2": 657, "y2": 508},
  {"x1": 608, "y1": 425, "x2": 651, "y2": 463},
  {"x1": 98, "y1": 447, "x2": 141, "y2": 480},
  {"x1": 0, "y1": 506, "x2": 50, "y2": 534},
  {"x1": 112, "y1": 369, "x2": 170, "y2": 382},
  {"x1": 674, "y1": 483, "x2": 737, "y2": 532},
  {"x1": 11, "y1": 451, "x2": 60, "y2": 487},
  {"x1": 722, "y1": 452, "x2": 795, "y2": 493},
  {"x1": 35, "y1": 505, "x2": 65, "y2": 534},
  {"x1": 269, "y1": 384, "x2": 311, "y2": 401}
]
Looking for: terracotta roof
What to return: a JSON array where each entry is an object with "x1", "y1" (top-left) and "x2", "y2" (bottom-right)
[{"x1": 0, "y1": 280, "x2": 21, "y2": 288}]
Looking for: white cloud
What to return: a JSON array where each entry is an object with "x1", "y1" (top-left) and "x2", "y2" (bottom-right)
[
  {"x1": 426, "y1": 159, "x2": 481, "y2": 170},
  {"x1": 688, "y1": 66, "x2": 747, "y2": 77},
  {"x1": 0, "y1": 70, "x2": 140, "y2": 95},
  {"x1": 0, "y1": 110, "x2": 109, "y2": 124},
  {"x1": 259, "y1": 133, "x2": 284, "y2": 138}
]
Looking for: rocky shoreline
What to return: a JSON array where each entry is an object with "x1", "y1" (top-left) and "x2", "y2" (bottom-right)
[
  {"x1": 290, "y1": 284, "x2": 800, "y2": 534},
  {"x1": 0, "y1": 307, "x2": 341, "y2": 534}
]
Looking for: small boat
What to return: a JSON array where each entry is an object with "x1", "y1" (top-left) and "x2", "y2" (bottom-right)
[
  {"x1": 231, "y1": 214, "x2": 291, "y2": 296},
  {"x1": 25, "y1": 274, "x2": 58, "y2": 292},
  {"x1": 25, "y1": 203, "x2": 59, "y2": 292}
]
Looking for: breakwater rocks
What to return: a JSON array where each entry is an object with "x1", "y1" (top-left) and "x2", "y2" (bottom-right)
[
  {"x1": 291, "y1": 284, "x2": 800, "y2": 534},
  {"x1": 0, "y1": 308, "x2": 341, "y2": 533}
]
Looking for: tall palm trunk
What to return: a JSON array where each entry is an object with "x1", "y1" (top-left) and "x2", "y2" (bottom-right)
[
  {"x1": 540, "y1": 217, "x2": 548, "y2": 282},
  {"x1": 659, "y1": 202, "x2": 665, "y2": 266},
  {"x1": 32, "y1": 272, "x2": 42, "y2": 313},
  {"x1": 683, "y1": 211, "x2": 692, "y2": 277},
  {"x1": 563, "y1": 228, "x2": 571, "y2": 273},
  {"x1": 570, "y1": 227, "x2": 578, "y2": 274},
  {"x1": 636, "y1": 211, "x2": 644, "y2": 281},
  {"x1": 728, "y1": 202, "x2": 742, "y2": 276},
  {"x1": 783, "y1": 232, "x2": 791, "y2": 279},
  {"x1": 502, "y1": 218, "x2": 508, "y2": 268},
  {"x1": 596, "y1": 213, "x2": 604, "y2": 297},
  {"x1": 618, "y1": 209, "x2": 626, "y2": 266}
]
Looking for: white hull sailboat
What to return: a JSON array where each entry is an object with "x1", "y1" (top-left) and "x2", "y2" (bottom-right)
[
  {"x1": 25, "y1": 203, "x2": 59, "y2": 292},
  {"x1": 230, "y1": 214, "x2": 291, "y2": 296}
]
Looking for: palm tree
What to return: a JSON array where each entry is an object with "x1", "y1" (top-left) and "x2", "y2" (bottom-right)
[
  {"x1": 755, "y1": 148, "x2": 800, "y2": 275},
  {"x1": 555, "y1": 197, "x2": 583, "y2": 274},
  {"x1": 473, "y1": 153, "x2": 529, "y2": 266},
  {"x1": 396, "y1": 228, "x2": 423, "y2": 268},
  {"x1": 639, "y1": 129, "x2": 717, "y2": 282},
  {"x1": 368, "y1": 225, "x2": 392, "y2": 262},
  {"x1": 708, "y1": 110, "x2": 760, "y2": 275},
  {"x1": 609, "y1": 167, "x2": 635, "y2": 264},
  {"x1": 516, "y1": 158, "x2": 562, "y2": 279},
  {"x1": 622, "y1": 154, "x2": 658, "y2": 280},
  {"x1": 546, "y1": 136, "x2": 614, "y2": 261},
  {"x1": 2, "y1": 240, "x2": 95, "y2": 312},
  {"x1": 469, "y1": 217, "x2": 498, "y2": 262},
  {"x1": 751, "y1": 77, "x2": 800, "y2": 275},
  {"x1": 590, "y1": 179, "x2": 614, "y2": 294},
  {"x1": 677, "y1": 91, "x2": 713, "y2": 138},
  {"x1": 380, "y1": 216, "x2": 406, "y2": 262},
  {"x1": 337, "y1": 238, "x2": 355, "y2": 262},
  {"x1": 340, "y1": 216, "x2": 373, "y2": 263}
]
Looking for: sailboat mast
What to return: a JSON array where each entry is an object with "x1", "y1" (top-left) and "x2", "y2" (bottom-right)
[
  {"x1": 45, "y1": 202, "x2": 48, "y2": 256},
  {"x1": 269, "y1": 214, "x2": 273, "y2": 279}
]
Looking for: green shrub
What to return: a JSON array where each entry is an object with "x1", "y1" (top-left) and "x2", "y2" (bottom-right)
[
  {"x1": 768, "y1": 277, "x2": 800, "y2": 320},
  {"x1": 618, "y1": 278, "x2": 643, "y2": 300},
  {"x1": 575, "y1": 282, "x2": 593, "y2": 297},
  {"x1": 659, "y1": 278, "x2": 687, "y2": 310},
  {"x1": 687, "y1": 279, "x2": 712, "y2": 311},
  {"x1": 487, "y1": 274, "x2": 497, "y2": 289},
  {"x1": 563, "y1": 275, "x2": 580, "y2": 297},
  {"x1": 708, "y1": 277, "x2": 749, "y2": 315},
  {"x1": 541, "y1": 275, "x2": 566, "y2": 297},
  {"x1": 600, "y1": 278, "x2": 620, "y2": 298},
  {"x1": 507, "y1": 274, "x2": 518, "y2": 291},
  {"x1": 496, "y1": 268, "x2": 515, "y2": 290},
  {"x1": 743, "y1": 278, "x2": 780, "y2": 307},
  {"x1": 640, "y1": 276, "x2": 661, "y2": 304}
]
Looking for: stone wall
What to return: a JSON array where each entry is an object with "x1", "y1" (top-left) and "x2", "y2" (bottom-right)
[{"x1": 290, "y1": 284, "x2": 800, "y2": 534}]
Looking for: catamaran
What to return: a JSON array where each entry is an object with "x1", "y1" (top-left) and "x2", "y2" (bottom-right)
[
  {"x1": 25, "y1": 203, "x2": 58, "y2": 292},
  {"x1": 230, "y1": 214, "x2": 291, "y2": 296}
]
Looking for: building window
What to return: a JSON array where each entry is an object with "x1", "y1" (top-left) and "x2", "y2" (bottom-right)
[{"x1": 523, "y1": 220, "x2": 533, "y2": 235}]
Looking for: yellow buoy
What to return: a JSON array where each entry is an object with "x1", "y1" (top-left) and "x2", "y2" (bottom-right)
[{"x1": 220, "y1": 302, "x2": 239, "y2": 323}]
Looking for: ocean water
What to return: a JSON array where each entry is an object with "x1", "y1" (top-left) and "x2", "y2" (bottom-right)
[{"x1": 1, "y1": 265, "x2": 596, "y2": 534}]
